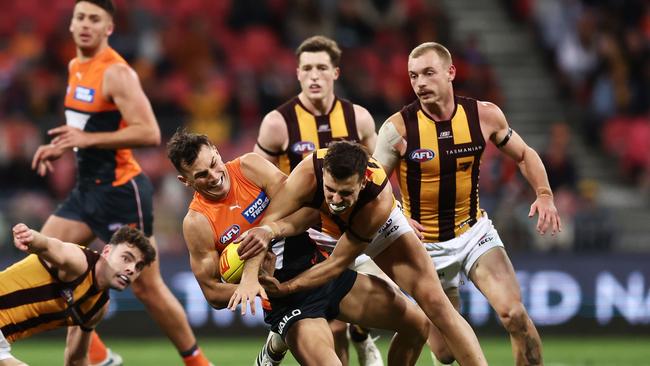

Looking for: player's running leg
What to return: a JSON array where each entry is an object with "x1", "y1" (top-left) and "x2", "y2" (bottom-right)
[
  {"x1": 256, "y1": 331, "x2": 288, "y2": 366},
  {"x1": 286, "y1": 318, "x2": 341, "y2": 366},
  {"x1": 130, "y1": 236, "x2": 212, "y2": 366}
]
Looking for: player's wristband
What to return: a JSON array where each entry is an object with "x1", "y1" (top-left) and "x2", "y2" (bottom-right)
[{"x1": 536, "y1": 187, "x2": 553, "y2": 198}]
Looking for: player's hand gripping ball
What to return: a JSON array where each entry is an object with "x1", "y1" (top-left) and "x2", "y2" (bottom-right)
[{"x1": 219, "y1": 242, "x2": 245, "y2": 283}]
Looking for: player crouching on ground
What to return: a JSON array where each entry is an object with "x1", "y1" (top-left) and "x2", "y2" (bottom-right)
[{"x1": 0, "y1": 224, "x2": 155, "y2": 366}]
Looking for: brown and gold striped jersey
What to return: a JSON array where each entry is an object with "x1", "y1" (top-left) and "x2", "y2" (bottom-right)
[
  {"x1": 398, "y1": 96, "x2": 485, "y2": 242},
  {"x1": 0, "y1": 248, "x2": 108, "y2": 343},
  {"x1": 309, "y1": 148, "x2": 390, "y2": 241},
  {"x1": 275, "y1": 97, "x2": 360, "y2": 175}
]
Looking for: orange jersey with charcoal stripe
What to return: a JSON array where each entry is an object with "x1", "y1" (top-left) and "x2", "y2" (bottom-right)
[
  {"x1": 188, "y1": 159, "x2": 271, "y2": 254},
  {"x1": 64, "y1": 46, "x2": 142, "y2": 186}
]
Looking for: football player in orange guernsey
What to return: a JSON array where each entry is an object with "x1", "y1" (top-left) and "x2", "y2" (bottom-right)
[
  {"x1": 30, "y1": 1, "x2": 212, "y2": 365},
  {"x1": 167, "y1": 129, "x2": 430, "y2": 366}
]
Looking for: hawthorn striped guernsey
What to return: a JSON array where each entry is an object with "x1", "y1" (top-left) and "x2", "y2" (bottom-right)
[
  {"x1": 275, "y1": 97, "x2": 360, "y2": 175},
  {"x1": 0, "y1": 248, "x2": 108, "y2": 342},
  {"x1": 398, "y1": 96, "x2": 486, "y2": 242}
]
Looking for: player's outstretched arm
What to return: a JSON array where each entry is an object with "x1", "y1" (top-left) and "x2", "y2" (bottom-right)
[
  {"x1": 12, "y1": 223, "x2": 87, "y2": 278},
  {"x1": 49, "y1": 63, "x2": 160, "y2": 151},
  {"x1": 263, "y1": 232, "x2": 367, "y2": 297},
  {"x1": 183, "y1": 211, "x2": 237, "y2": 309},
  {"x1": 237, "y1": 157, "x2": 318, "y2": 259},
  {"x1": 480, "y1": 101, "x2": 562, "y2": 236},
  {"x1": 227, "y1": 249, "x2": 267, "y2": 316},
  {"x1": 264, "y1": 190, "x2": 392, "y2": 296}
]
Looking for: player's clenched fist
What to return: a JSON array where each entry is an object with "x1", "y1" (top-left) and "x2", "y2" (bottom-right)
[{"x1": 13, "y1": 223, "x2": 34, "y2": 252}]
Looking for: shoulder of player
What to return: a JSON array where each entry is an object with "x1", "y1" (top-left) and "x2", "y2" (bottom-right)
[
  {"x1": 239, "y1": 153, "x2": 280, "y2": 180},
  {"x1": 351, "y1": 187, "x2": 393, "y2": 235},
  {"x1": 352, "y1": 103, "x2": 376, "y2": 128},
  {"x1": 103, "y1": 64, "x2": 138, "y2": 91},
  {"x1": 352, "y1": 104, "x2": 373, "y2": 122},
  {"x1": 477, "y1": 100, "x2": 507, "y2": 131},
  {"x1": 261, "y1": 110, "x2": 288, "y2": 130},
  {"x1": 183, "y1": 210, "x2": 215, "y2": 250},
  {"x1": 382, "y1": 111, "x2": 406, "y2": 136},
  {"x1": 258, "y1": 110, "x2": 288, "y2": 148},
  {"x1": 103, "y1": 63, "x2": 137, "y2": 81},
  {"x1": 183, "y1": 209, "x2": 212, "y2": 233}
]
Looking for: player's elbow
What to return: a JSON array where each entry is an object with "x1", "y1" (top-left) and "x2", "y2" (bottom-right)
[
  {"x1": 146, "y1": 128, "x2": 161, "y2": 146},
  {"x1": 209, "y1": 299, "x2": 229, "y2": 310}
]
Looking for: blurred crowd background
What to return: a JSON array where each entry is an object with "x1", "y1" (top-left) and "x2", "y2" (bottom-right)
[{"x1": 1, "y1": 0, "x2": 649, "y2": 257}]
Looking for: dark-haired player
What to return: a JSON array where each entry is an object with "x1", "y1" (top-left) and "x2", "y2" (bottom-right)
[
  {"x1": 1, "y1": 224, "x2": 155, "y2": 366},
  {"x1": 254, "y1": 35, "x2": 382, "y2": 365}
]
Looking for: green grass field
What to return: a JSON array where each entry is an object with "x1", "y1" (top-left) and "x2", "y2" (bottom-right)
[{"x1": 11, "y1": 336, "x2": 650, "y2": 365}]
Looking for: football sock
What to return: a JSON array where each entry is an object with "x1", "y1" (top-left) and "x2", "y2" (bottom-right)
[
  {"x1": 88, "y1": 331, "x2": 108, "y2": 364},
  {"x1": 268, "y1": 331, "x2": 289, "y2": 355},
  {"x1": 349, "y1": 324, "x2": 370, "y2": 342},
  {"x1": 181, "y1": 344, "x2": 211, "y2": 366}
]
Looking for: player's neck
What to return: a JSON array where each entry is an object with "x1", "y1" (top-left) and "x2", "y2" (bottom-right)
[
  {"x1": 76, "y1": 42, "x2": 109, "y2": 63},
  {"x1": 421, "y1": 95, "x2": 455, "y2": 122},
  {"x1": 298, "y1": 92, "x2": 335, "y2": 116},
  {"x1": 94, "y1": 260, "x2": 110, "y2": 290}
]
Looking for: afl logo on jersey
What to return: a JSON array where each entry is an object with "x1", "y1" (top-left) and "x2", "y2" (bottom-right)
[
  {"x1": 220, "y1": 224, "x2": 241, "y2": 245},
  {"x1": 409, "y1": 149, "x2": 435, "y2": 162},
  {"x1": 291, "y1": 141, "x2": 316, "y2": 154}
]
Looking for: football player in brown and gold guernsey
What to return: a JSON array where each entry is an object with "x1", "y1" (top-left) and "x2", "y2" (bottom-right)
[
  {"x1": 254, "y1": 35, "x2": 383, "y2": 365},
  {"x1": 0, "y1": 224, "x2": 155, "y2": 366},
  {"x1": 373, "y1": 42, "x2": 561, "y2": 366}
]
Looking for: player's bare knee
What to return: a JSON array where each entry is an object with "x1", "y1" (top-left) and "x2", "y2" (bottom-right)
[
  {"x1": 499, "y1": 303, "x2": 529, "y2": 335},
  {"x1": 411, "y1": 283, "x2": 447, "y2": 316},
  {"x1": 329, "y1": 320, "x2": 348, "y2": 336},
  {"x1": 435, "y1": 352, "x2": 456, "y2": 365}
]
